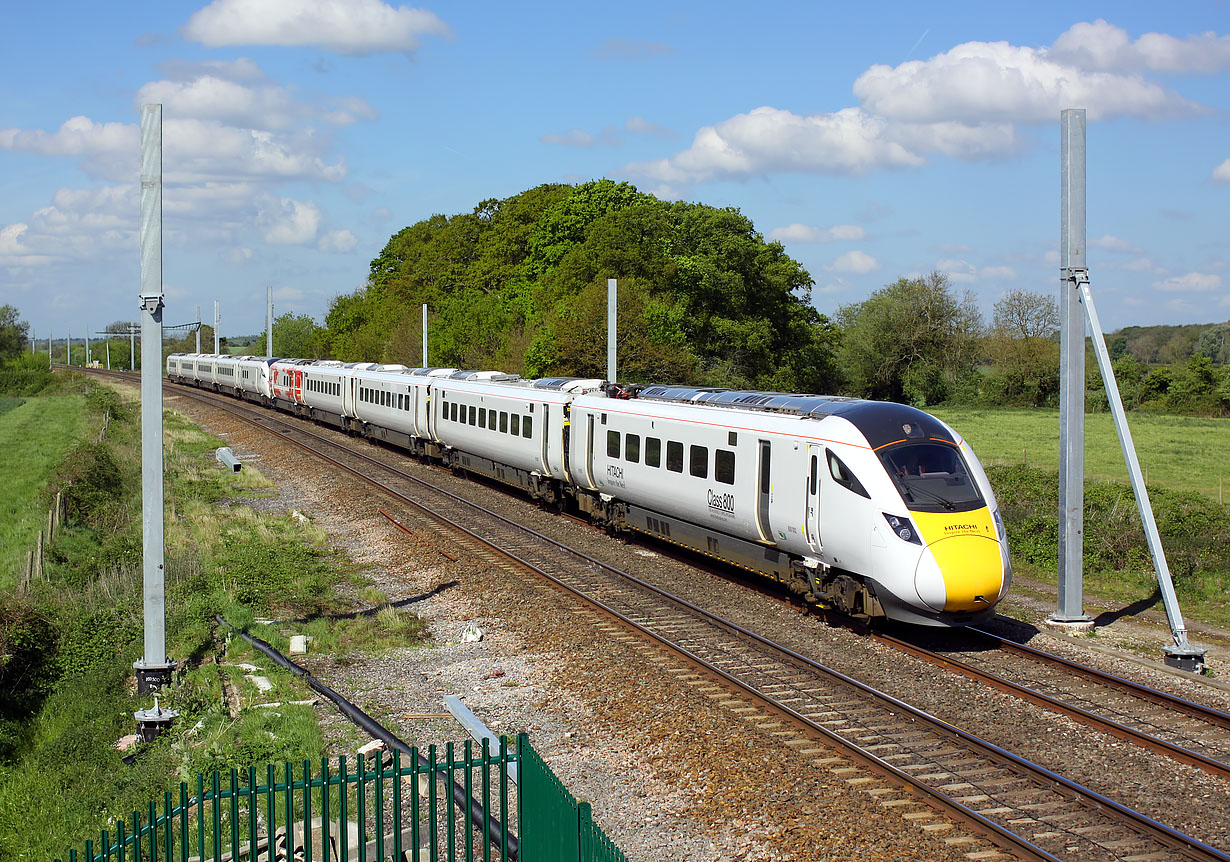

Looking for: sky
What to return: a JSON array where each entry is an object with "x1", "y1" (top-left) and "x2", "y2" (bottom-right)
[{"x1": 2, "y1": 1, "x2": 1229, "y2": 343}]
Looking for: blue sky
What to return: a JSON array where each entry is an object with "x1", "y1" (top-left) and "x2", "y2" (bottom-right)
[{"x1": 2, "y1": 1, "x2": 1228, "y2": 342}]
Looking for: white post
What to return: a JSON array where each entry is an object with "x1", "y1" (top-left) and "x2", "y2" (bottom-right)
[
  {"x1": 607, "y1": 278, "x2": 617, "y2": 382},
  {"x1": 1053, "y1": 109, "x2": 1091, "y2": 629},
  {"x1": 214, "y1": 300, "x2": 220, "y2": 354},
  {"x1": 422, "y1": 303, "x2": 428, "y2": 367},
  {"x1": 133, "y1": 103, "x2": 177, "y2": 704},
  {"x1": 195, "y1": 305, "x2": 201, "y2": 354},
  {"x1": 266, "y1": 286, "x2": 274, "y2": 357}
]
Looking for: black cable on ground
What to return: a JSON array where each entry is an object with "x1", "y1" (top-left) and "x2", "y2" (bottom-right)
[{"x1": 216, "y1": 616, "x2": 518, "y2": 859}]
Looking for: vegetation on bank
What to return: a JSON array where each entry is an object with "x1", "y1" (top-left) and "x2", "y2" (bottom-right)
[{"x1": 0, "y1": 380, "x2": 427, "y2": 858}]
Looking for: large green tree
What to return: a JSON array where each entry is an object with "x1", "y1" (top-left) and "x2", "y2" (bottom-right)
[
  {"x1": 0, "y1": 305, "x2": 30, "y2": 362},
  {"x1": 326, "y1": 181, "x2": 839, "y2": 392},
  {"x1": 271, "y1": 312, "x2": 323, "y2": 359},
  {"x1": 837, "y1": 272, "x2": 983, "y2": 405},
  {"x1": 983, "y1": 289, "x2": 1061, "y2": 406}
]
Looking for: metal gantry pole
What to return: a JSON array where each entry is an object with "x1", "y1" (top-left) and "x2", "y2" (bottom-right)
[
  {"x1": 133, "y1": 104, "x2": 178, "y2": 714},
  {"x1": 266, "y1": 286, "x2": 273, "y2": 357},
  {"x1": 130, "y1": 322, "x2": 136, "y2": 370},
  {"x1": 607, "y1": 278, "x2": 617, "y2": 382},
  {"x1": 422, "y1": 303, "x2": 428, "y2": 367},
  {"x1": 1052, "y1": 109, "x2": 1092, "y2": 630},
  {"x1": 195, "y1": 305, "x2": 201, "y2": 354},
  {"x1": 106, "y1": 339, "x2": 111, "y2": 370},
  {"x1": 214, "y1": 300, "x2": 220, "y2": 354}
]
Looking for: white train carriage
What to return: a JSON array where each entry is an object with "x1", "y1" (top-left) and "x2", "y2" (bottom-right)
[
  {"x1": 234, "y1": 356, "x2": 278, "y2": 404},
  {"x1": 166, "y1": 352, "x2": 185, "y2": 380},
  {"x1": 348, "y1": 364, "x2": 448, "y2": 452},
  {"x1": 568, "y1": 386, "x2": 1010, "y2": 626},
  {"x1": 212, "y1": 354, "x2": 241, "y2": 394},
  {"x1": 431, "y1": 373, "x2": 603, "y2": 504},
  {"x1": 296, "y1": 360, "x2": 349, "y2": 429}
]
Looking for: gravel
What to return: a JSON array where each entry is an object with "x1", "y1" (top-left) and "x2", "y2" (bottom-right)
[{"x1": 166, "y1": 389, "x2": 1230, "y2": 860}]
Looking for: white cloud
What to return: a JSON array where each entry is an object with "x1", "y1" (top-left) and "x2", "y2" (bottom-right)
[
  {"x1": 935, "y1": 258, "x2": 1015, "y2": 283},
  {"x1": 628, "y1": 107, "x2": 924, "y2": 185},
  {"x1": 318, "y1": 229, "x2": 358, "y2": 253},
  {"x1": 768, "y1": 223, "x2": 866, "y2": 243},
  {"x1": 0, "y1": 116, "x2": 137, "y2": 179},
  {"x1": 1090, "y1": 234, "x2": 1142, "y2": 253},
  {"x1": 262, "y1": 198, "x2": 323, "y2": 245},
  {"x1": 1154, "y1": 272, "x2": 1222, "y2": 292},
  {"x1": 981, "y1": 265, "x2": 1018, "y2": 280},
  {"x1": 136, "y1": 77, "x2": 376, "y2": 132},
  {"x1": 0, "y1": 223, "x2": 53, "y2": 267},
  {"x1": 184, "y1": 0, "x2": 451, "y2": 56},
  {"x1": 156, "y1": 57, "x2": 267, "y2": 84},
  {"x1": 625, "y1": 116, "x2": 675, "y2": 138},
  {"x1": 1122, "y1": 257, "x2": 1158, "y2": 273},
  {"x1": 853, "y1": 38, "x2": 1202, "y2": 124},
  {"x1": 1050, "y1": 20, "x2": 1230, "y2": 75},
  {"x1": 1213, "y1": 158, "x2": 1230, "y2": 183},
  {"x1": 830, "y1": 250, "x2": 880, "y2": 273},
  {"x1": 595, "y1": 39, "x2": 672, "y2": 59}
]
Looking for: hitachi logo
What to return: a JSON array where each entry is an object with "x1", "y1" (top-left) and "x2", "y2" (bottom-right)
[{"x1": 945, "y1": 523, "x2": 978, "y2": 532}]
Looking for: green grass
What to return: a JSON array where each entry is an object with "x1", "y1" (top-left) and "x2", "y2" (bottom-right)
[
  {"x1": 933, "y1": 407, "x2": 1230, "y2": 504},
  {"x1": 0, "y1": 396, "x2": 89, "y2": 586}
]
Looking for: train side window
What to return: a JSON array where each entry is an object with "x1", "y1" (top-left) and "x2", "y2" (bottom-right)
[
  {"x1": 479, "y1": 408, "x2": 486, "y2": 427},
  {"x1": 451, "y1": 402, "x2": 458, "y2": 422},
  {"x1": 666, "y1": 441, "x2": 683, "y2": 473},
  {"x1": 522, "y1": 415, "x2": 532, "y2": 437},
  {"x1": 510, "y1": 414, "x2": 520, "y2": 436},
  {"x1": 827, "y1": 451, "x2": 870, "y2": 498},
  {"x1": 500, "y1": 412, "x2": 508, "y2": 433},
  {"x1": 607, "y1": 430, "x2": 620, "y2": 458},
  {"x1": 469, "y1": 405, "x2": 477, "y2": 425},
  {"x1": 625, "y1": 433, "x2": 640, "y2": 463},
  {"x1": 690, "y1": 445, "x2": 708, "y2": 478},
  {"x1": 645, "y1": 437, "x2": 661, "y2": 467},
  {"x1": 716, "y1": 449, "x2": 735, "y2": 484}
]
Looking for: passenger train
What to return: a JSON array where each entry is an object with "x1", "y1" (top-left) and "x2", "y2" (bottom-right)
[{"x1": 167, "y1": 352, "x2": 1011, "y2": 626}]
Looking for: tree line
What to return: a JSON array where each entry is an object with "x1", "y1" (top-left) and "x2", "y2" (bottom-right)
[{"x1": 4, "y1": 177, "x2": 1229, "y2": 414}]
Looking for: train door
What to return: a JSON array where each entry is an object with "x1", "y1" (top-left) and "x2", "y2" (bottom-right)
[
  {"x1": 293, "y1": 368, "x2": 304, "y2": 403},
  {"x1": 804, "y1": 443, "x2": 822, "y2": 552},
  {"x1": 584, "y1": 413, "x2": 597, "y2": 488},
  {"x1": 755, "y1": 439, "x2": 773, "y2": 543}
]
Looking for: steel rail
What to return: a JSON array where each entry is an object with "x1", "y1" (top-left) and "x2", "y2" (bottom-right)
[
  {"x1": 968, "y1": 626, "x2": 1230, "y2": 730},
  {"x1": 93, "y1": 371, "x2": 1230, "y2": 860},
  {"x1": 868, "y1": 629, "x2": 1230, "y2": 780}
]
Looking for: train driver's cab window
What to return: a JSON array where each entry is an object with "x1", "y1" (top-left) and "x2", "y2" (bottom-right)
[
  {"x1": 689, "y1": 445, "x2": 708, "y2": 478},
  {"x1": 715, "y1": 449, "x2": 735, "y2": 485},
  {"x1": 607, "y1": 430, "x2": 620, "y2": 458},
  {"x1": 666, "y1": 441, "x2": 683, "y2": 472},
  {"x1": 645, "y1": 437, "x2": 661, "y2": 468},
  {"x1": 879, "y1": 443, "x2": 983, "y2": 512}
]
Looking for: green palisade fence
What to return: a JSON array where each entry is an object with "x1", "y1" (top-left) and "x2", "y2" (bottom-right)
[{"x1": 57, "y1": 734, "x2": 628, "y2": 862}]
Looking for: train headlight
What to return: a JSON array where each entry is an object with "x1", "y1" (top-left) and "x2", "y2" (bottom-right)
[
  {"x1": 883, "y1": 513, "x2": 921, "y2": 545},
  {"x1": 993, "y1": 509, "x2": 1006, "y2": 541}
]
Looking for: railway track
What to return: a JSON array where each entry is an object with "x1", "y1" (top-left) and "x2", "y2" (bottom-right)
[
  {"x1": 870, "y1": 625, "x2": 1230, "y2": 781},
  {"x1": 98, "y1": 371, "x2": 1230, "y2": 861}
]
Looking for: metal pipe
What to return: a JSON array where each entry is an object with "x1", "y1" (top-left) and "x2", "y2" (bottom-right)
[{"x1": 1054, "y1": 108, "x2": 1090, "y2": 626}]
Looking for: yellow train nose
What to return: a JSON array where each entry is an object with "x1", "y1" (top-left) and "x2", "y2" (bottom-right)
[
  {"x1": 926, "y1": 533, "x2": 1005, "y2": 612},
  {"x1": 909, "y1": 509, "x2": 1006, "y2": 613}
]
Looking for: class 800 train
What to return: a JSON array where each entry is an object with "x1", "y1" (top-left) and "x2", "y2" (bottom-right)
[{"x1": 167, "y1": 352, "x2": 1011, "y2": 627}]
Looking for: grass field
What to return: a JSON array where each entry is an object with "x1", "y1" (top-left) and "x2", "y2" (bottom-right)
[
  {"x1": 932, "y1": 407, "x2": 1230, "y2": 505},
  {"x1": 0, "y1": 395, "x2": 89, "y2": 585}
]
